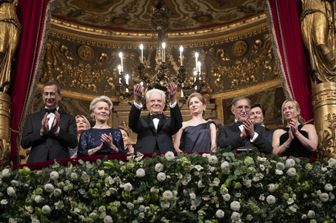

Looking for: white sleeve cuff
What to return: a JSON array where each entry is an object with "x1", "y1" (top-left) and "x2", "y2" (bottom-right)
[
  {"x1": 250, "y1": 132, "x2": 259, "y2": 142},
  {"x1": 134, "y1": 101, "x2": 143, "y2": 109},
  {"x1": 169, "y1": 101, "x2": 177, "y2": 108}
]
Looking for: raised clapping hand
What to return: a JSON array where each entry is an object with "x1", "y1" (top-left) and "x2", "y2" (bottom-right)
[
  {"x1": 133, "y1": 84, "x2": 144, "y2": 104},
  {"x1": 243, "y1": 119, "x2": 255, "y2": 138},
  {"x1": 101, "y1": 133, "x2": 118, "y2": 152},
  {"x1": 166, "y1": 82, "x2": 177, "y2": 103},
  {"x1": 51, "y1": 111, "x2": 60, "y2": 133},
  {"x1": 40, "y1": 113, "x2": 49, "y2": 136}
]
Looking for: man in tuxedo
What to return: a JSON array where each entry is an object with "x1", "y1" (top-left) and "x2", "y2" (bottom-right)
[
  {"x1": 128, "y1": 82, "x2": 182, "y2": 154},
  {"x1": 217, "y1": 96, "x2": 270, "y2": 153},
  {"x1": 249, "y1": 104, "x2": 274, "y2": 154},
  {"x1": 21, "y1": 81, "x2": 77, "y2": 163}
]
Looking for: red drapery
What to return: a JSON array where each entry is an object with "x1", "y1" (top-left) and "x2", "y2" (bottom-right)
[
  {"x1": 10, "y1": 0, "x2": 50, "y2": 166},
  {"x1": 267, "y1": 0, "x2": 313, "y2": 122}
]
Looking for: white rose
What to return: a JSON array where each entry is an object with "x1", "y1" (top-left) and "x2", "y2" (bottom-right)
[
  {"x1": 266, "y1": 195, "x2": 276, "y2": 204},
  {"x1": 276, "y1": 162, "x2": 285, "y2": 170},
  {"x1": 162, "y1": 190, "x2": 173, "y2": 200},
  {"x1": 98, "y1": 170, "x2": 105, "y2": 177},
  {"x1": 34, "y1": 195, "x2": 43, "y2": 203},
  {"x1": 6, "y1": 187, "x2": 16, "y2": 196},
  {"x1": 215, "y1": 209, "x2": 225, "y2": 218},
  {"x1": 319, "y1": 192, "x2": 329, "y2": 202},
  {"x1": 208, "y1": 155, "x2": 218, "y2": 165},
  {"x1": 324, "y1": 183, "x2": 333, "y2": 192},
  {"x1": 268, "y1": 184, "x2": 278, "y2": 193},
  {"x1": 49, "y1": 171, "x2": 59, "y2": 180},
  {"x1": 139, "y1": 205, "x2": 146, "y2": 212},
  {"x1": 136, "y1": 168, "x2": 146, "y2": 178},
  {"x1": 44, "y1": 183, "x2": 55, "y2": 193},
  {"x1": 285, "y1": 158, "x2": 296, "y2": 168},
  {"x1": 104, "y1": 215, "x2": 113, "y2": 223},
  {"x1": 150, "y1": 187, "x2": 159, "y2": 193},
  {"x1": 231, "y1": 212, "x2": 241, "y2": 221},
  {"x1": 164, "y1": 151, "x2": 175, "y2": 161},
  {"x1": 286, "y1": 167, "x2": 297, "y2": 177},
  {"x1": 230, "y1": 201, "x2": 241, "y2": 211},
  {"x1": 289, "y1": 205, "x2": 297, "y2": 213},
  {"x1": 307, "y1": 210, "x2": 315, "y2": 218},
  {"x1": 221, "y1": 161, "x2": 230, "y2": 170},
  {"x1": 193, "y1": 164, "x2": 203, "y2": 171},
  {"x1": 126, "y1": 202, "x2": 134, "y2": 209},
  {"x1": 160, "y1": 201, "x2": 170, "y2": 209},
  {"x1": 275, "y1": 169, "x2": 283, "y2": 175},
  {"x1": 154, "y1": 163, "x2": 164, "y2": 172},
  {"x1": 259, "y1": 164, "x2": 265, "y2": 171},
  {"x1": 1, "y1": 168, "x2": 11, "y2": 178},
  {"x1": 70, "y1": 172, "x2": 78, "y2": 180},
  {"x1": 157, "y1": 172, "x2": 166, "y2": 182},
  {"x1": 246, "y1": 214, "x2": 253, "y2": 221},
  {"x1": 138, "y1": 212, "x2": 145, "y2": 219},
  {"x1": 189, "y1": 192, "x2": 196, "y2": 200},
  {"x1": 42, "y1": 205, "x2": 51, "y2": 214},
  {"x1": 243, "y1": 179, "x2": 252, "y2": 188},
  {"x1": 53, "y1": 188, "x2": 62, "y2": 197},
  {"x1": 0, "y1": 199, "x2": 8, "y2": 205},
  {"x1": 123, "y1": 183, "x2": 133, "y2": 192},
  {"x1": 223, "y1": 193, "x2": 231, "y2": 201},
  {"x1": 327, "y1": 158, "x2": 336, "y2": 168}
]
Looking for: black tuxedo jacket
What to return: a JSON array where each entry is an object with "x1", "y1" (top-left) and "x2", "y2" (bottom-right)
[
  {"x1": 217, "y1": 122, "x2": 272, "y2": 154},
  {"x1": 128, "y1": 104, "x2": 182, "y2": 153},
  {"x1": 21, "y1": 109, "x2": 77, "y2": 163}
]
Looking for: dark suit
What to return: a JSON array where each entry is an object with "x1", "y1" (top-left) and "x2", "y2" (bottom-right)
[
  {"x1": 21, "y1": 110, "x2": 77, "y2": 163},
  {"x1": 128, "y1": 104, "x2": 182, "y2": 153},
  {"x1": 217, "y1": 122, "x2": 272, "y2": 154}
]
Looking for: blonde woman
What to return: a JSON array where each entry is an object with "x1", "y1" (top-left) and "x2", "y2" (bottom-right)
[
  {"x1": 119, "y1": 127, "x2": 134, "y2": 154},
  {"x1": 78, "y1": 96, "x2": 125, "y2": 157},
  {"x1": 69, "y1": 115, "x2": 91, "y2": 158},
  {"x1": 272, "y1": 99, "x2": 318, "y2": 157},
  {"x1": 174, "y1": 92, "x2": 217, "y2": 153}
]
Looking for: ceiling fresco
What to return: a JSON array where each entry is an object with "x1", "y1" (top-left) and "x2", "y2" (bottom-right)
[{"x1": 50, "y1": 0, "x2": 266, "y2": 32}]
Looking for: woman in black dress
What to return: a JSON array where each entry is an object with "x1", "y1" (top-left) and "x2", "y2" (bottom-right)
[
  {"x1": 272, "y1": 99, "x2": 318, "y2": 157},
  {"x1": 78, "y1": 96, "x2": 125, "y2": 157},
  {"x1": 174, "y1": 92, "x2": 217, "y2": 153}
]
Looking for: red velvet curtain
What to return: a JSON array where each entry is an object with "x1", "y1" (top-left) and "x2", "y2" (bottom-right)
[
  {"x1": 267, "y1": 0, "x2": 313, "y2": 122},
  {"x1": 10, "y1": 0, "x2": 50, "y2": 166}
]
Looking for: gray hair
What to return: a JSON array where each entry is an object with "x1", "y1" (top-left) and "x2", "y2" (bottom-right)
[
  {"x1": 89, "y1": 95, "x2": 113, "y2": 113},
  {"x1": 145, "y1": 88, "x2": 166, "y2": 103}
]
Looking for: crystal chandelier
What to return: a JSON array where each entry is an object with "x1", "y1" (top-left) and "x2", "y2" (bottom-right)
[{"x1": 116, "y1": 0, "x2": 207, "y2": 102}]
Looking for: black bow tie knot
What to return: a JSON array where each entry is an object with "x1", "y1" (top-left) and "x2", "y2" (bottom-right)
[
  {"x1": 44, "y1": 108, "x2": 57, "y2": 114},
  {"x1": 150, "y1": 114, "x2": 163, "y2": 119}
]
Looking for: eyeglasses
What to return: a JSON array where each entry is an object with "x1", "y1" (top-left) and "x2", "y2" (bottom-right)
[{"x1": 236, "y1": 105, "x2": 250, "y2": 111}]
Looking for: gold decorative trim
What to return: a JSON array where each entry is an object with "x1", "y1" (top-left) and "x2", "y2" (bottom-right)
[
  {"x1": 49, "y1": 14, "x2": 268, "y2": 48},
  {"x1": 37, "y1": 84, "x2": 119, "y2": 102},
  {"x1": 210, "y1": 79, "x2": 283, "y2": 100}
]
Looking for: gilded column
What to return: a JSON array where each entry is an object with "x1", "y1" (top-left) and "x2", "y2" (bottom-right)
[
  {"x1": 0, "y1": 0, "x2": 20, "y2": 164},
  {"x1": 301, "y1": 0, "x2": 336, "y2": 157}
]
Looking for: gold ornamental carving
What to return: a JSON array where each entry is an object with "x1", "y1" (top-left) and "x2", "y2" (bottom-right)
[
  {"x1": 232, "y1": 40, "x2": 248, "y2": 57},
  {"x1": 312, "y1": 82, "x2": 336, "y2": 158},
  {"x1": 0, "y1": 92, "x2": 10, "y2": 164},
  {"x1": 212, "y1": 34, "x2": 280, "y2": 92}
]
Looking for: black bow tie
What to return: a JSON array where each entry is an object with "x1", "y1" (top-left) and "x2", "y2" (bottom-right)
[
  {"x1": 44, "y1": 108, "x2": 57, "y2": 114},
  {"x1": 150, "y1": 114, "x2": 163, "y2": 119}
]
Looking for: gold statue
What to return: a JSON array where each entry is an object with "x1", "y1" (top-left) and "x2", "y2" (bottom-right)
[
  {"x1": 0, "y1": 0, "x2": 20, "y2": 93},
  {"x1": 301, "y1": 0, "x2": 336, "y2": 83}
]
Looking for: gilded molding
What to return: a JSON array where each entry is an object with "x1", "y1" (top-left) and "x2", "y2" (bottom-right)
[
  {"x1": 211, "y1": 78, "x2": 283, "y2": 100},
  {"x1": 49, "y1": 14, "x2": 268, "y2": 48}
]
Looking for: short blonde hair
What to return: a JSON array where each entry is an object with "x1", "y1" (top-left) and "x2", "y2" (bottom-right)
[
  {"x1": 75, "y1": 115, "x2": 91, "y2": 128},
  {"x1": 145, "y1": 88, "x2": 166, "y2": 103},
  {"x1": 89, "y1": 95, "x2": 113, "y2": 113},
  {"x1": 281, "y1": 99, "x2": 305, "y2": 125}
]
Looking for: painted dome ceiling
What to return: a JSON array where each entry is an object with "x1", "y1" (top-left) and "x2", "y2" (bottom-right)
[{"x1": 50, "y1": 0, "x2": 266, "y2": 33}]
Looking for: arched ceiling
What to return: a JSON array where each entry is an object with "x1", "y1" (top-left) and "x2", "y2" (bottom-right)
[{"x1": 50, "y1": 0, "x2": 266, "y2": 33}]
